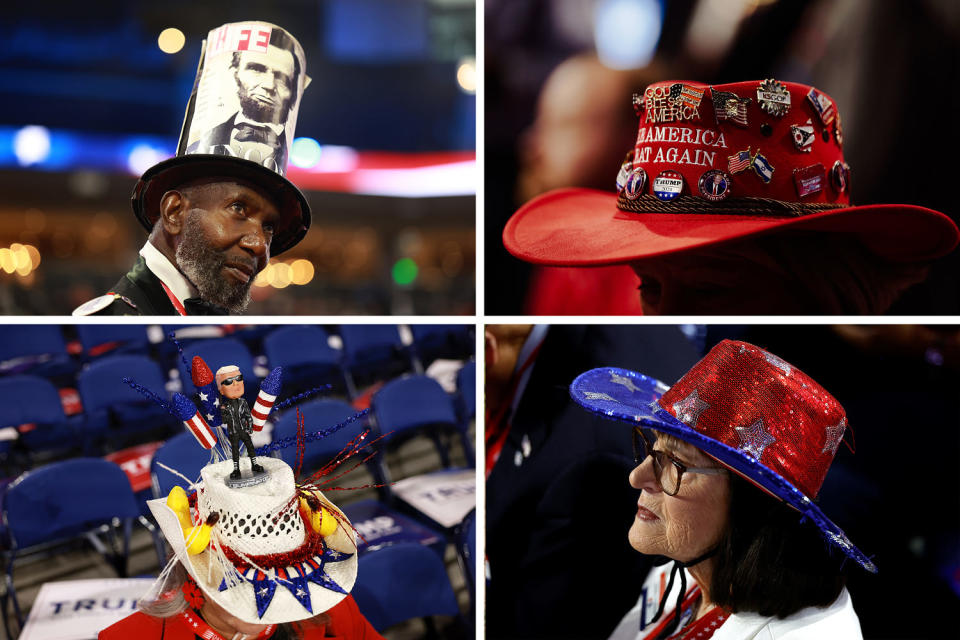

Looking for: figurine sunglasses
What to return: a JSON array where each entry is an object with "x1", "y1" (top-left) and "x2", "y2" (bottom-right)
[
  {"x1": 220, "y1": 374, "x2": 244, "y2": 386},
  {"x1": 632, "y1": 428, "x2": 726, "y2": 496}
]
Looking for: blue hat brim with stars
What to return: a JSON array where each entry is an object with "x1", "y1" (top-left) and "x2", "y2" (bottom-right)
[{"x1": 570, "y1": 366, "x2": 877, "y2": 573}]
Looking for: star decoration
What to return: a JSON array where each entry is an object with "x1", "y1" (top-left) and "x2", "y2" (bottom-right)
[
  {"x1": 206, "y1": 413, "x2": 215, "y2": 421},
  {"x1": 199, "y1": 392, "x2": 208, "y2": 401},
  {"x1": 763, "y1": 352, "x2": 792, "y2": 376},
  {"x1": 822, "y1": 417, "x2": 846, "y2": 455},
  {"x1": 672, "y1": 389, "x2": 709, "y2": 429},
  {"x1": 213, "y1": 397, "x2": 220, "y2": 407},
  {"x1": 610, "y1": 372, "x2": 641, "y2": 393},
  {"x1": 735, "y1": 419, "x2": 777, "y2": 460},
  {"x1": 584, "y1": 391, "x2": 617, "y2": 402},
  {"x1": 296, "y1": 588, "x2": 306, "y2": 597}
]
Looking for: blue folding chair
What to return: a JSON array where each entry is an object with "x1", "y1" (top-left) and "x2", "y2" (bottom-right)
[
  {"x1": 150, "y1": 431, "x2": 215, "y2": 499},
  {"x1": 338, "y1": 325, "x2": 411, "y2": 393},
  {"x1": 0, "y1": 326, "x2": 75, "y2": 381},
  {"x1": 179, "y1": 338, "x2": 258, "y2": 404},
  {"x1": 410, "y1": 325, "x2": 474, "y2": 368},
  {"x1": 350, "y1": 542, "x2": 464, "y2": 633},
  {"x1": 455, "y1": 508, "x2": 476, "y2": 618},
  {"x1": 0, "y1": 375, "x2": 79, "y2": 459},
  {"x1": 1, "y1": 458, "x2": 142, "y2": 630},
  {"x1": 372, "y1": 375, "x2": 474, "y2": 470},
  {"x1": 455, "y1": 360, "x2": 476, "y2": 427},
  {"x1": 77, "y1": 354, "x2": 176, "y2": 451},
  {"x1": 263, "y1": 326, "x2": 347, "y2": 398},
  {"x1": 271, "y1": 399, "x2": 376, "y2": 475},
  {"x1": 75, "y1": 325, "x2": 150, "y2": 360},
  {"x1": 271, "y1": 399, "x2": 447, "y2": 558}
]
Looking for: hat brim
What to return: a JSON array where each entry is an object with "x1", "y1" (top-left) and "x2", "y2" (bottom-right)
[
  {"x1": 504, "y1": 187, "x2": 958, "y2": 265},
  {"x1": 569, "y1": 366, "x2": 877, "y2": 573},
  {"x1": 147, "y1": 490, "x2": 357, "y2": 624},
  {"x1": 132, "y1": 155, "x2": 311, "y2": 256}
]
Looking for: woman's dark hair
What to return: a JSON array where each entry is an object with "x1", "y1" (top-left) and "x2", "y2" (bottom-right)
[{"x1": 709, "y1": 473, "x2": 848, "y2": 618}]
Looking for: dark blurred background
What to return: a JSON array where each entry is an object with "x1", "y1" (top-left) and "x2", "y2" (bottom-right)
[
  {"x1": 486, "y1": 0, "x2": 960, "y2": 314},
  {"x1": 0, "y1": 0, "x2": 476, "y2": 315}
]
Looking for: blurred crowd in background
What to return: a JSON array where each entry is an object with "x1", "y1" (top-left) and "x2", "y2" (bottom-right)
[
  {"x1": 0, "y1": 0, "x2": 476, "y2": 315},
  {"x1": 486, "y1": 0, "x2": 960, "y2": 314}
]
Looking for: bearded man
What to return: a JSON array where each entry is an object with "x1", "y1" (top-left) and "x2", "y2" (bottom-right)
[{"x1": 73, "y1": 21, "x2": 310, "y2": 316}]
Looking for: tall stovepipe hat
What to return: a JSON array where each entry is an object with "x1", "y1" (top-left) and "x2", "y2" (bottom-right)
[{"x1": 132, "y1": 21, "x2": 312, "y2": 255}]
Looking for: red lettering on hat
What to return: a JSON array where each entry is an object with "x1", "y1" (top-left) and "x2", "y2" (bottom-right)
[
  {"x1": 252, "y1": 28, "x2": 271, "y2": 53},
  {"x1": 237, "y1": 28, "x2": 252, "y2": 51},
  {"x1": 210, "y1": 26, "x2": 229, "y2": 57}
]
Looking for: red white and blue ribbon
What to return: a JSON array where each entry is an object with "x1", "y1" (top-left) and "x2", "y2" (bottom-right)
[
  {"x1": 252, "y1": 367, "x2": 282, "y2": 432},
  {"x1": 173, "y1": 393, "x2": 217, "y2": 449}
]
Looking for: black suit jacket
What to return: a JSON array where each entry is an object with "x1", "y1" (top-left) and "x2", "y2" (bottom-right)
[{"x1": 486, "y1": 325, "x2": 701, "y2": 640}]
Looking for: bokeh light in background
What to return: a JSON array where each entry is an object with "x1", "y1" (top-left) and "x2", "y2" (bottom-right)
[
  {"x1": 290, "y1": 137, "x2": 323, "y2": 169},
  {"x1": 594, "y1": 0, "x2": 663, "y2": 69},
  {"x1": 157, "y1": 28, "x2": 186, "y2": 54},
  {"x1": 254, "y1": 259, "x2": 316, "y2": 289},
  {"x1": 457, "y1": 57, "x2": 476, "y2": 94},
  {"x1": 126, "y1": 143, "x2": 169, "y2": 175},
  {"x1": 0, "y1": 243, "x2": 41, "y2": 277},
  {"x1": 392, "y1": 257, "x2": 419, "y2": 286},
  {"x1": 13, "y1": 126, "x2": 51, "y2": 167}
]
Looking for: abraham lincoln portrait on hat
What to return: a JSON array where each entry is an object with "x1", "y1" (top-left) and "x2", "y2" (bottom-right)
[
  {"x1": 73, "y1": 22, "x2": 311, "y2": 317},
  {"x1": 186, "y1": 27, "x2": 303, "y2": 171}
]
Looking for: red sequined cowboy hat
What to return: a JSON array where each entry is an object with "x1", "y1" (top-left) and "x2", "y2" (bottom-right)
[
  {"x1": 570, "y1": 339, "x2": 876, "y2": 573},
  {"x1": 503, "y1": 79, "x2": 958, "y2": 265}
]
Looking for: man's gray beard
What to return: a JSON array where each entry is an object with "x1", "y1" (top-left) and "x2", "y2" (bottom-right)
[{"x1": 175, "y1": 216, "x2": 253, "y2": 314}]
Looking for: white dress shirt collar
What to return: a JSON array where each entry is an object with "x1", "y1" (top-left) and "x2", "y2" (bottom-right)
[{"x1": 139, "y1": 241, "x2": 198, "y2": 306}]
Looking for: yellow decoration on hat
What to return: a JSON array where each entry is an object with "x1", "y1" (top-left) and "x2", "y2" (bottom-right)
[
  {"x1": 166, "y1": 486, "x2": 194, "y2": 530},
  {"x1": 299, "y1": 495, "x2": 338, "y2": 537},
  {"x1": 184, "y1": 512, "x2": 220, "y2": 555}
]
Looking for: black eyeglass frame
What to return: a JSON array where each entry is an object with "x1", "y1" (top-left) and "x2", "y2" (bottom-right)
[
  {"x1": 219, "y1": 374, "x2": 244, "y2": 386},
  {"x1": 632, "y1": 427, "x2": 726, "y2": 496}
]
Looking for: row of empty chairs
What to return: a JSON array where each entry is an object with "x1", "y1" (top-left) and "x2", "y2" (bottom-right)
[{"x1": 0, "y1": 325, "x2": 474, "y2": 469}]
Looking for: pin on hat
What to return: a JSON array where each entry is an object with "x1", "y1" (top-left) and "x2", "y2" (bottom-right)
[{"x1": 132, "y1": 22, "x2": 313, "y2": 255}]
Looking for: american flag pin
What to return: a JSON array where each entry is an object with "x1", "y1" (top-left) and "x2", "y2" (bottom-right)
[
  {"x1": 710, "y1": 87, "x2": 751, "y2": 128},
  {"x1": 727, "y1": 147, "x2": 753, "y2": 174}
]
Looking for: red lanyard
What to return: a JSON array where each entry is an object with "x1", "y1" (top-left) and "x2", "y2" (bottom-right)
[
  {"x1": 161, "y1": 281, "x2": 188, "y2": 316},
  {"x1": 178, "y1": 608, "x2": 276, "y2": 640}
]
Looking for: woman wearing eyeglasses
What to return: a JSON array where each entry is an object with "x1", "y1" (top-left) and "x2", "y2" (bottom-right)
[{"x1": 570, "y1": 340, "x2": 873, "y2": 640}]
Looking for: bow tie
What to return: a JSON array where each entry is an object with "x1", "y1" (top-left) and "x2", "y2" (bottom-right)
[
  {"x1": 183, "y1": 298, "x2": 230, "y2": 315},
  {"x1": 233, "y1": 122, "x2": 280, "y2": 146}
]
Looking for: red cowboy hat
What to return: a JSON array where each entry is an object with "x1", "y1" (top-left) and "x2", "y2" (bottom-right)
[{"x1": 503, "y1": 79, "x2": 958, "y2": 265}]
